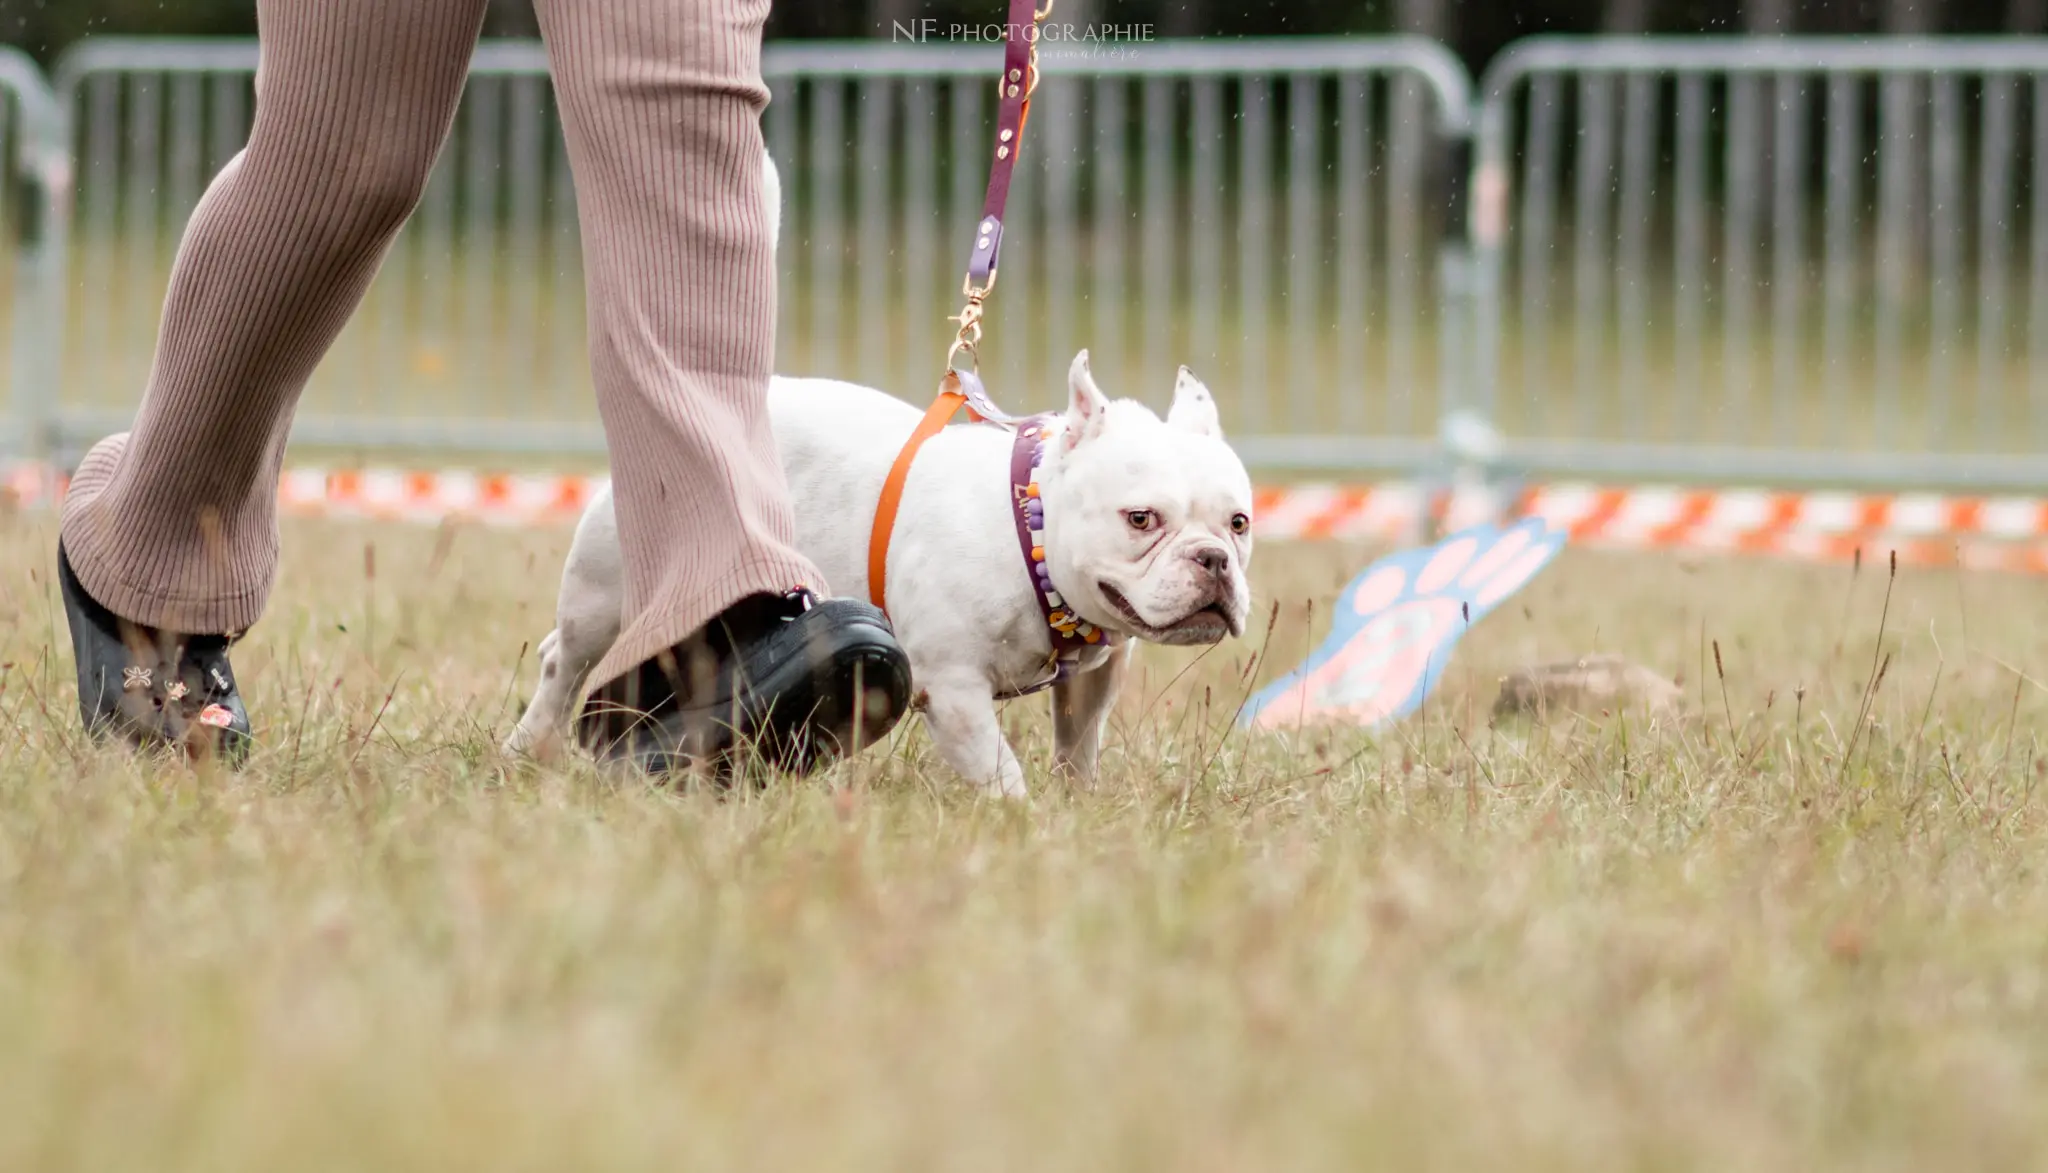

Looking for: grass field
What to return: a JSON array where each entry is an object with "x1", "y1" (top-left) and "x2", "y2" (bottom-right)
[{"x1": 6, "y1": 509, "x2": 2048, "y2": 1170}]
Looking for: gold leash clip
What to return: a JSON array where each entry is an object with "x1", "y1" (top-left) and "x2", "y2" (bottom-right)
[
  {"x1": 1027, "y1": 0, "x2": 1053, "y2": 92},
  {"x1": 947, "y1": 288, "x2": 989, "y2": 369}
]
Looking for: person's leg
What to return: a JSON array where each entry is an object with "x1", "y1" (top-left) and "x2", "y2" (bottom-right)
[
  {"x1": 533, "y1": 0, "x2": 910, "y2": 772},
  {"x1": 59, "y1": 0, "x2": 488, "y2": 751}
]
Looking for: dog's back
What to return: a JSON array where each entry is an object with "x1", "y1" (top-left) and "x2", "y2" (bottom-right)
[
  {"x1": 767, "y1": 376, "x2": 917, "y2": 596},
  {"x1": 765, "y1": 375, "x2": 1015, "y2": 613}
]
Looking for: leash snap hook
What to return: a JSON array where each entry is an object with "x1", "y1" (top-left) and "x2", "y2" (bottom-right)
[
  {"x1": 948, "y1": 286, "x2": 990, "y2": 369},
  {"x1": 1030, "y1": 0, "x2": 1054, "y2": 87}
]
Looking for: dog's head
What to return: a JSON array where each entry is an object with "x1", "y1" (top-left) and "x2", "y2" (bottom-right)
[{"x1": 1039, "y1": 351, "x2": 1254, "y2": 647}]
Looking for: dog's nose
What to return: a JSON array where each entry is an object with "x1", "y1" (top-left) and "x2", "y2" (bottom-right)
[{"x1": 1191, "y1": 546, "x2": 1229, "y2": 576}]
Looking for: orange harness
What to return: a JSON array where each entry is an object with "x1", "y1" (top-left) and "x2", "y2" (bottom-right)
[
  {"x1": 867, "y1": 0, "x2": 1048, "y2": 617},
  {"x1": 867, "y1": 377, "x2": 973, "y2": 612}
]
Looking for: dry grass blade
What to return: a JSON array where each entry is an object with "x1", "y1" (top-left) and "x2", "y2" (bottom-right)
[
  {"x1": 1834, "y1": 551, "x2": 1899, "y2": 789},
  {"x1": 347, "y1": 670, "x2": 405, "y2": 774},
  {"x1": 1713, "y1": 638, "x2": 1736, "y2": 750}
]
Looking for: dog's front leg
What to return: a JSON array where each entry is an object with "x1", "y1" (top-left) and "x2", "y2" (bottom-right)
[
  {"x1": 507, "y1": 628, "x2": 575, "y2": 761},
  {"x1": 506, "y1": 490, "x2": 625, "y2": 762},
  {"x1": 1051, "y1": 643, "x2": 1130, "y2": 786},
  {"x1": 506, "y1": 617, "x2": 613, "y2": 762},
  {"x1": 920, "y1": 674, "x2": 1028, "y2": 799}
]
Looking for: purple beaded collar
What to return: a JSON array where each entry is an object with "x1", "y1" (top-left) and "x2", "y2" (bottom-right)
[
  {"x1": 1007, "y1": 415, "x2": 1115, "y2": 697},
  {"x1": 948, "y1": 370, "x2": 1118, "y2": 697}
]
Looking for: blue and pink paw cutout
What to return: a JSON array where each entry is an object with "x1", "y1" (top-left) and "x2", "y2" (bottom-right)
[{"x1": 1243, "y1": 518, "x2": 1567, "y2": 731}]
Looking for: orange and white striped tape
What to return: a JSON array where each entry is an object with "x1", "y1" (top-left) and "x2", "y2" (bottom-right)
[
  {"x1": 2, "y1": 464, "x2": 603, "y2": 528},
  {"x1": 1250, "y1": 481, "x2": 2048, "y2": 574},
  {"x1": 9, "y1": 462, "x2": 2048, "y2": 573}
]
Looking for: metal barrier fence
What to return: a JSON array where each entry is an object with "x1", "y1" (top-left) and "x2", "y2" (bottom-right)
[
  {"x1": 0, "y1": 45, "x2": 68, "y2": 465},
  {"x1": 44, "y1": 36, "x2": 1469, "y2": 472},
  {"x1": 12, "y1": 36, "x2": 2048, "y2": 491},
  {"x1": 1472, "y1": 37, "x2": 2048, "y2": 489}
]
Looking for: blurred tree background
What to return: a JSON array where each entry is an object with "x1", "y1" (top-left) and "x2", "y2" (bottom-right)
[{"x1": 0, "y1": 0, "x2": 2042, "y2": 70}]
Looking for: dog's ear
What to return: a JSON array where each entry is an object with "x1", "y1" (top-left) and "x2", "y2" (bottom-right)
[
  {"x1": 1167, "y1": 366, "x2": 1222, "y2": 438},
  {"x1": 1064, "y1": 350, "x2": 1110, "y2": 451}
]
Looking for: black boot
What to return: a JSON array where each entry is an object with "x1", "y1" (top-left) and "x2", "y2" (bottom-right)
[
  {"x1": 582, "y1": 589, "x2": 912, "y2": 777},
  {"x1": 58, "y1": 543, "x2": 253, "y2": 764}
]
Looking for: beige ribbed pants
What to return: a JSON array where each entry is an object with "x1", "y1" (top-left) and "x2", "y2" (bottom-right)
[{"x1": 60, "y1": 0, "x2": 818, "y2": 698}]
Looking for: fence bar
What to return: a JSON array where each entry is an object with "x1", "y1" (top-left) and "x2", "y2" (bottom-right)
[
  {"x1": 1875, "y1": 73, "x2": 1914, "y2": 451},
  {"x1": 1517, "y1": 74, "x2": 1561, "y2": 424},
  {"x1": 166, "y1": 73, "x2": 201, "y2": 231},
  {"x1": 506, "y1": 75, "x2": 546, "y2": 421},
  {"x1": 1671, "y1": 73, "x2": 1706, "y2": 444},
  {"x1": 1571, "y1": 74, "x2": 1614, "y2": 442},
  {"x1": 121, "y1": 74, "x2": 160, "y2": 399},
  {"x1": 1929, "y1": 74, "x2": 1963, "y2": 446},
  {"x1": 1237, "y1": 75, "x2": 1272, "y2": 431},
  {"x1": 947, "y1": 73, "x2": 983, "y2": 321},
  {"x1": 1139, "y1": 76, "x2": 1174, "y2": 390},
  {"x1": 807, "y1": 77, "x2": 844, "y2": 376},
  {"x1": 1977, "y1": 76, "x2": 2016, "y2": 453},
  {"x1": 2032, "y1": 76, "x2": 2048, "y2": 448},
  {"x1": 1722, "y1": 74, "x2": 1759, "y2": 447},
  {"x1": 1, "y1": 46, "x2": 67, "y2": 461},
  {"x1": 415, "y1": 109, "x2": 457, "y2": 413},
  {"x1": 1614, "y1": 73, "x2": 1655, "y2": 442},
  {"x1": 1335, "y1": 76, "x2": 1370, "y2": 434},
  {"x1": 1286, "y1": 73, "x2": 1319, "y2": 426},
  {"x1": 1042, "y1": 77, "x2": 1082, "y2": 389},
  {"x1": 1821, "y1": 75, "x2": 1858, "y2": 443},
  {"x1": 1093, "y1": 76, "x2": 1127, "y2": 383},
  {"x1": 903, "y1": 79, "x2": 939, "y2": 382},
  {"x1": 460, "y1": 76, "x2": 503, "y2": 421},
  {"x1": 1386, "y1": 74, "x2": 1426, "y2": 438},
  {"x1": 1768, "y1": 73, "x2": 1805, "y2": 444},
  {"x1": 854, "y1": 75, "x2": 893, "y2": 387},
  {"x1": 1188, "y1": 77, "x2": 1223, "y2": 377}
]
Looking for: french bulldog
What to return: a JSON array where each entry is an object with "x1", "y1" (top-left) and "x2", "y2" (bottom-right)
[
  {"x1": 506, "y1": 352, "x2": 1254, "y2": 797},
  {"x1": 505, "y1": 153, "x2": 1256, "y2": 796}
]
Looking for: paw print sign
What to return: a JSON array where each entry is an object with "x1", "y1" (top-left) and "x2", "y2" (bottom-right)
[{"x1": 1243, "y1": 518, "x2": 1566, "y2": 731}]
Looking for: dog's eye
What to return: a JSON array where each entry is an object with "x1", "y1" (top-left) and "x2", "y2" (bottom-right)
[
  {"x1": 1230, "y1": 513, "x2": 1251, "y2": 536},
  {"x1": 1124, "y1": 509, "x2": 1156, "y2": 532}
]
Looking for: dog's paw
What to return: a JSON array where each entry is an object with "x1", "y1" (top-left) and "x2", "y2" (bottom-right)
[
  {"x1": 502, "y1": 723, "x2": 562, "y2": 765},
  {"x1": 984, "y1": 775, "x2": 1031, "y2": 802}
]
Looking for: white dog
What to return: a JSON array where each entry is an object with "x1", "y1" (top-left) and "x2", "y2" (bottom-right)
[{"x1": 507, "y1": 159, "x2": 1255, "y2": 797}]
